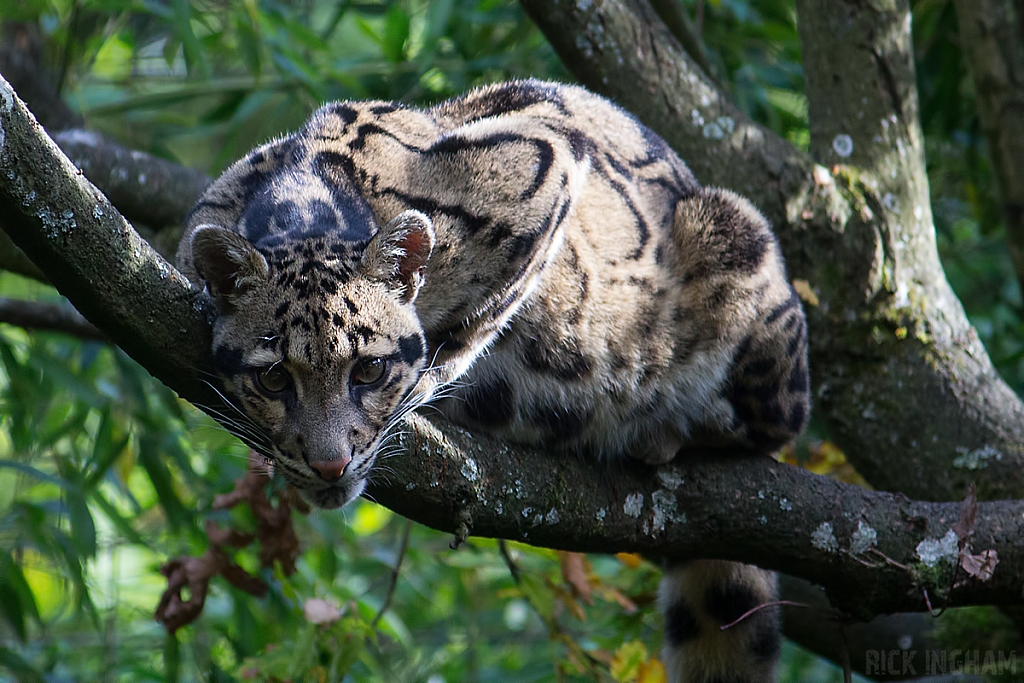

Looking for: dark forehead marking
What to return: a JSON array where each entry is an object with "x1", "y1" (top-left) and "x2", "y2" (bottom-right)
[{"x1": 311, "y1": 151, "x2": 376, "y2": 241}]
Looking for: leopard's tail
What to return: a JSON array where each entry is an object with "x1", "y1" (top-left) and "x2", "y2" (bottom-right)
[{"x1": 659, "y1": 560, "x2": 780, "y2": 683}]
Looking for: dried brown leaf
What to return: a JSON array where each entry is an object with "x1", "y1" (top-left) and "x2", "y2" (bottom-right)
[
  {"x1": 960, "y1": 549, "x2": 998, "y2": 581},
  {"x1": 221, "y1": 562, "x2": 269, "y2": 597},
  {"x1": 559, "y1": 551, "x2": 594, "y2": 604},
  {"x1": 204, "y1": 519, "x2": 255, "y2": 548},
  {"x1": 155, "y1": 550, "x2": 225, "y2": 633},
  {"x1": 593, "y1": 583, "x2": 638, "y2": 613},
  {"x1": 951, "y1": 483, "x2": 978, "y2": 547}
]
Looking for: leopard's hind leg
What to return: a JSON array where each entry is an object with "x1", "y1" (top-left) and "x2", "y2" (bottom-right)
[{"x1": 657, "y1": 188, "x2": 809, "y2": 682}]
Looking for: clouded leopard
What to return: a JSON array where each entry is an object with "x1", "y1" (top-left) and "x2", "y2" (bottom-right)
[{"x1": 178, "y1": 80, "x2": 810, "y2": 683}]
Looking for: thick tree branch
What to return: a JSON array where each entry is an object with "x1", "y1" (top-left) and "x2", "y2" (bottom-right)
[
  {"x1": 518, "y1": 0, "x2": 1024, "y2": 503},
  {"x1": 1, "y1": 75, "x2": 1023, "y2": 620},
  {"x1": 375, "y1": 415, "x2": 1024, "y2": 618},
  {"x1": 953, "y1": 0, "x2": 1024, "y2": 293},
  {"x1": 0, "y1": 74, "x2": 218, "y2": 406}
]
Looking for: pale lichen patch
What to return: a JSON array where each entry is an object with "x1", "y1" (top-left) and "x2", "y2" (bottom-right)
[
  {"x1": 460, "y1": 457, "x2": 479, "y2": 482},
  {"x1": 0, "y1": 79, "x2": 12, "y2": 113},
  {"x1": 811, "y1": 522, "x2": 839, "y2": 552},
  {"x1": 58, "y1": 129, "x2": 101, "y2": 146},
  {"x1": 832, "y1": 134, "x2": 854, "y2": 158},
  {"x1": 953, "y1": 445, "x2": 1003, "y2": 470},
  {"x1": 850, "y1": 521, "x2": 878, "y2": 555},
  {"x1": 702, "y1": 117, "x2": 735, "y2": 140},
  {"x1": 595, "y1": 508, "x2": 607, "y2": 522},
  {"x1": 545, "y1": 508, "x2": 560, "y2": 525},
  {"x1": 916, "y1": 529, "x2": 958, "y2": 568},
  {"x1": 623, "y1": 493, "x2": 643, "y2": 518},
  {"x1": 651, "y1": 490, "x2": 685, "y2": 532},
  {"x1": 656, "y1": 469, "x2": 683, "y2": 490}
]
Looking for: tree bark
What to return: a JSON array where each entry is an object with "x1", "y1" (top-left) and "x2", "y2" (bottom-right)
[
  {"x1": 519, "y1": 0, "x2": 1024, "y2": 503},
  {"x1": 1, "y1": 75, "x2": 1024, "y2": 619}
]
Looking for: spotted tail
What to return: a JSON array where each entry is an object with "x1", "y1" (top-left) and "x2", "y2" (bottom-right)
[{"x1": 660, "y1": 560, "x2": 780, "y2": 683}]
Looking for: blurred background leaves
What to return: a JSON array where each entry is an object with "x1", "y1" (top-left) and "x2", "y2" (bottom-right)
[{"x1": 0, "y1": 0, "x2": 1016, "y2": 681}]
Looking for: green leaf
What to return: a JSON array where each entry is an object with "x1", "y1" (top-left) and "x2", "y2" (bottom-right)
[
  {"x1": 83, "y1": 408, "x2": 131, "y2": 491},
  {"x1": 235, "y1": 14, "x2": 263, "y2": 78},
  {"x1": 382, "y1": 4, "x2": 410, "y2": 63},
  {"x1": 0, "y1": 460, "x2": 72, "y2": 491},
  {"x1": 137, "y1": 438, "x2": 190, "y2": 531},
  {"x1": 171, "y1": 0, "x2": 210, "y2": 78},
  {"x1": 164, "y1": 632, "x2": 181, "y2": 683},
  {"x1": 0, "y1": 583, "x2": 26, "y2": 641},
  {"x1": 0, "y1": 553, "x2": 39, "y2": 630},
  {"x1": 93, "y1": 34, "x2": 134, "y2": 80},
  {"x1": 64, "y1": 488, "x2": 97, "y2": 557},
  {"x1": 0, "y1": 645, "x2": 45, "y2": 683},
  {"x1": 89, "y1": 490, "x2": 146, "y2": 545}
]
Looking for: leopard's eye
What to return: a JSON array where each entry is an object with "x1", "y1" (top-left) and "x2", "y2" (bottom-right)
[
  {"x1": 351, "y1": 358, "x2": 388, "y2": 386},
  {"x1": 255, "y1": 364, "x2": 292, "y2": 394}
]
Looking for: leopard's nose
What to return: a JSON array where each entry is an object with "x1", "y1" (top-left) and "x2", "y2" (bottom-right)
[{"x1": 309, "y1": 456, "x2": 351, "y2": 481}]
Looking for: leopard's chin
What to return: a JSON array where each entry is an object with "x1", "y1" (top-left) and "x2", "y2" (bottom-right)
[{"x1": 299, "y1": 477, "x2": 366, "y2": 510}]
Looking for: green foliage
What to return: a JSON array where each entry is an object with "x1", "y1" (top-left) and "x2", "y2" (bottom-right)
[
  {"x1": 687, "y1": 0, "x2": 807, "y2": 149},
  {"x1": 913, "y1": 0, "x2": 1024, "y2": 393},
  {"x1": 0, "y1": 0, "x2": 1019, "y2": 681},
  {"x1": 9, "y1": 0, "x2": 565, "y2": 171}
]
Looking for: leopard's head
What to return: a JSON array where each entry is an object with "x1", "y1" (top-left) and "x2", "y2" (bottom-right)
[{"x1": 188, "y1": 210, "x2": 435, "y2": 508}]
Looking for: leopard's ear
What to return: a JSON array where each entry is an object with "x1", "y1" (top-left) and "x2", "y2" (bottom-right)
[
  {"x1": 189, "y1": 225, "x2": 269, "y2": 309},
  {"x1": 360, "y1": 210, "x2": 435, "y2": 303}
]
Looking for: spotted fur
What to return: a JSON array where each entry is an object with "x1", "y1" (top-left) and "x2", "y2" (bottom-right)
[{"x1": 177, "y1": 80, "x2": 810, "y2": 683}]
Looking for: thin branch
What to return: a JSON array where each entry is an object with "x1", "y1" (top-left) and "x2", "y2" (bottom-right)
[
  {"x1": 498, "y1": 540, "x2": 522, "y2": 585},
  {"x1": 647, "y1": 0, "x2": 721, "y2": 85},
  {"x1": 371, "y1": 519, "x2": 412, "y2": 629},
  {"x1": 0, "y1": 229, "x2": 47, "y2": 282},
  {"x1": 0, "y1": 297, "x2": 105, "y2": 340},
  {"x1": 53, "y1": 129, "x2": 211, "y2": 229},
  {"x1": 719, "y1": 600, "x2": 808, "y2": 631}
]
